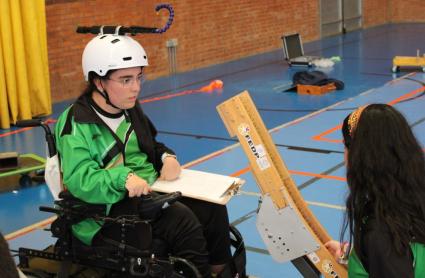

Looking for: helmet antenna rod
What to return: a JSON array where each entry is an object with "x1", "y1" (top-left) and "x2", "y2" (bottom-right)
[
  {"x1": 76, "y1": 4, "x2": 174, "y2": 36},
  {"x1": 114, "y1": 26, "x2": 122, "y2": 36}
]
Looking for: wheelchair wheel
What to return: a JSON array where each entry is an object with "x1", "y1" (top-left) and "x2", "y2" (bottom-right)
[
  {"x1": 168, "y1": 257, "x2": 202, "y2": 278},
  {"x1": 19, "y1": 174, "x2": 33, "y2": 187},
  {"x1": 136, "y1": 256, "x2": 201, "y2": 278}
]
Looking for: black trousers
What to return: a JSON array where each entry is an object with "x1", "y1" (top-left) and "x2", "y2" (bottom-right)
[
  {"x1": 93, "y1": 196, "x2": 232, "y2": 277},
  {"x1": 179, "y1": 197, "x2": 232, "y2": 265}
]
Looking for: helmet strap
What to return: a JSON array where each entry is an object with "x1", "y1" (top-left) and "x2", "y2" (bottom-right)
[{"x1": 96, "y1": 82, "x2": 121, "y2": 110}]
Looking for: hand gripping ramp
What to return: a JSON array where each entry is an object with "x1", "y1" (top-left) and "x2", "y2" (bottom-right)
[{"x1": 217, "y1": 91, "x2": 347, "y2": 278}]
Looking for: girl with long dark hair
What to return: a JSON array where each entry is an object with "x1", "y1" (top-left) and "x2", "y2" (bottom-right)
[{"x1": 325, "y1": 104, "x2": 425, "y2": 277}]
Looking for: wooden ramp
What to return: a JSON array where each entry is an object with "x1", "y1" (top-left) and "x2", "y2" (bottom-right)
[{"x1": 217, "y1": 91, "x2": 347, "y2": 278}]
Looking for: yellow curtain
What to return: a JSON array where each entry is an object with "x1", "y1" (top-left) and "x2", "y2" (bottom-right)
[{"x1": 0, "y1": 0, "x2": 51, "y2": 129}]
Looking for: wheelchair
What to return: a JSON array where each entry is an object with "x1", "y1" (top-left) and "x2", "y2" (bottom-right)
[{"x1": 15, "y1": 119, "x2": 247, "y2": 278}]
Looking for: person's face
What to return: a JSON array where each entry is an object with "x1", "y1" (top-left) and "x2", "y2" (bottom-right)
[{"x1": 100, "y1": 66, "x2": 143, "y2": 110}]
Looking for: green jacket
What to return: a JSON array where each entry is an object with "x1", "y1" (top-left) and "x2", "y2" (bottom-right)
[
  {"x1": 348, "y1": 243, "x2": 425, "y2": 277},
  {"x1": 55, "y1": 93, "x2": 174, "y2": 245}
]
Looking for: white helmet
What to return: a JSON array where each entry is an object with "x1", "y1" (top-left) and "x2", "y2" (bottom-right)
[{"x1": 82, "y1": 34, "x2": 148, "y2": 81}]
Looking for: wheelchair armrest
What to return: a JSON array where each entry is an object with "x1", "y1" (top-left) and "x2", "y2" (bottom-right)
[
  {"x1": 57, "y1": 190, "x2": 102, "y2": 207},
  {"x1": 137, "y1": 191, "x2": 182, "y2": 221},
  {"x1": 58, "y1": 190, "x2": 76, "y2": 200},
  {"x1": 51, "y1": 190, "x2": 182, "y2": 224},
  {"x1": 54, "y1": 190, "x2": 106, "y2": 220}
]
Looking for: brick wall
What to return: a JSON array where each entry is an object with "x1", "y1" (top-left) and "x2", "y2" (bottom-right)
[
  {"x1": 46, "y1": 0, "x2": 425, "y2": 102},
  {"x1": 363, "y1": 0, "x2": 390, "y2": 27},
  {"x1": 46, "y1": 0, "x2": 320, "y2": 101},
  {"x1": 391, "y1": 0, "x2": 425, "y2": 23},
  {"x1": 363, "y1": 0, "x2": 425, "y2": 27}
]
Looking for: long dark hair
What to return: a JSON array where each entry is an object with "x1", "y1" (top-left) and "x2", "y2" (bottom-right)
[
  {"x1": 0, "y1": 232, "x2": 19, "y2": 278},
  {"x1": 341, "y1": 104, "x2": 425, "y2": 259}
]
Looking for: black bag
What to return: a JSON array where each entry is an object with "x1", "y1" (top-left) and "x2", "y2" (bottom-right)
[{"x1": 292, "y1": 70, "x2": 344, "y2": 90}]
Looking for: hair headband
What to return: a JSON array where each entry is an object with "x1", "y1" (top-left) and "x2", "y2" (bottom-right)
[{"x1": 348, "y1": 105, "x2": 368, "y2": 136}]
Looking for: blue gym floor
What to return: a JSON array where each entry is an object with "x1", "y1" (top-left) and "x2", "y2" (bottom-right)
[{"x1": 2, "y1": 23, "x2": 425, "y2": 277}]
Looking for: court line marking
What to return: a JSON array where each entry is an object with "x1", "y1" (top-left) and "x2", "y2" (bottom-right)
[
  {"x1": 237, "y1": 191, "x2": 345, "y2": 211},
  {"x1": 229, "y1": 166, "x2": 345, "y2": 181},
  {"x1": 5, "y1": 216, "x2": 56, "y2": 241},
  {"x1": 312, "y1": 84, "x2": 425, "y2": 143}
]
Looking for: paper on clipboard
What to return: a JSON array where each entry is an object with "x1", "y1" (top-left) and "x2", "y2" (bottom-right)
[{"x1": 151, "y1": 169, "x2": 245, "y2": 205}]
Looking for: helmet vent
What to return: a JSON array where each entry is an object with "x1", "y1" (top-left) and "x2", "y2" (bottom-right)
[
  {"x1": 99, "y1": 35, "x2": 107, "y2": 39},
  {"x1": 122, "y1": 57, "x2": 132, "y2": 61},
  {"x1": 111, "y1": 39, "x2": 120, "y2": 44}
]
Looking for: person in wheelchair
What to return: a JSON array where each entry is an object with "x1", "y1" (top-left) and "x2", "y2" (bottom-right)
[{"x1": 53, "y1": 34, "x2": 239, "y2": 277}]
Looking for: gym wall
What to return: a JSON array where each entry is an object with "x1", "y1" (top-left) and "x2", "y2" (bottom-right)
[
  {"x1": 363, "y1": 0, "x2": 390, "y2": 27},
  {"x1": 46, "y1": 0, "x2": 320, "y2": 101},
  {"x1": 45, "y1": 0, "x2": 425, "y2": 102},
  {"x1": 391, "y1": 0, "x2": 425, "y2": 23}
]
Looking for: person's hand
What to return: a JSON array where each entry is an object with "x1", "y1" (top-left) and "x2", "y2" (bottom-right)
[
  {"x1": 159, "y1": 156, "x2": 181, "y2": 181},
  {"x1": 324, "y1": 240, "x2": 347, "y2": 261},
  {"x1": 125, "y1": 173, "x2": 152, "y2": 197}
]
